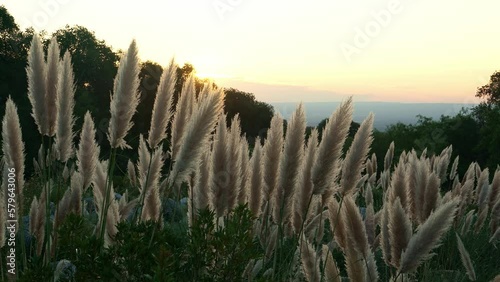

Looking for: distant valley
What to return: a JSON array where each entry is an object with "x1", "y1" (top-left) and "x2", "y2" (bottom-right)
[{"x1": 271, "y1": 102, "x2": 477, "y2": 131}]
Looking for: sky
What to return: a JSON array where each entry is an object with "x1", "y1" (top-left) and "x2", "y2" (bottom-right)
[{"x1": 3, "y1": 0, "x2": 500, "y2": 103}]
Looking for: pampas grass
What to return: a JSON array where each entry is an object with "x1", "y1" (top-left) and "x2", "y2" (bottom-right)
[
  {"x1": 170, "y1": 74, "x2": 195, "y2": 159},
  {"x1": 209, "y1": 114, "x2": 229, "y2": 217},
  {"x1": 276, "y1": 103, "x2": 306, "y2": 223},
  {"x1": 226, "y1": 114, "x2": 242, "y2": 212},
  {"x1": 26, "y1": 33, "x2": 47, "y2": 135},
  {"x1": 340, "y1": 113, "x2": 374, "y2": 196},
  {"x1": 249, "y1": 137, "x2": 263, "y2": 216},
  {"x1": 388, "y1": 198, "x2": 412, "y2": 268},
  {"x1": 294, "y1": 129, "x2": 318, "y2": 233},
  {"x1": 76, "y1": 112, "x2": 100, "y2": 191},
  {"x1": 169, "y1": 87, "x2": 224, "y2": 190},
  {"x1": 2, "y1": 98, "x2": 25, "y2": 220},
  {"x1": 399, "y1": 199, "x2": 459, "y2": 274},
  {"x1": 45, "y1": 37, "x2": 60, "y2": 137},
  {"x1": 140, "y1": 148, "x2": 163, "y2": 222},
  {"x1": 321, "y1": 245, "x2": 341, "y2": 282},
  {"x1": 300, "y1": 236, "x2": 320, "y2": 282},
  {"x1": 55, "y1": 51, "x2": 76, "y2": 162},
  {"x1": 7, "y1": 37, "x2": 500, "y2": 281},
  {"x1": 262, "y1": 114, "x2": 284, "y2": 212},
  {"x1": 489, "y1": 168, "x2": 500, "y2": 211},
  {"x1": 311, "y1": 97, "x2": 352, "y2": 195},
  {"x1": 108, "y1": 40, "x2": 140, "y2": 149},
  {"x1": 147, "y1": 58, "x2": 176, "y2": 149}
]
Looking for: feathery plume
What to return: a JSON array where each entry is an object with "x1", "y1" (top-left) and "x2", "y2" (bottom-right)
[
  {"x1": 170, "y1": 74, "x2": 196, "y2": 159},
  {"x1": 456, "y1": 233, "x2": 476, "y2": 281},
  {"x1": 341, "y1": 195, "x2": 378, "y2": 282},
  {"x1": 127, "y1": 160, "x2": 137, "y2": 187},
  {"x1": 276, "y1": 103, "x2": 306, "y2": 222},
  {"x1": 399, "y1": 199, "x2": 459, "y2": 273},
  {"x1": 249, "y1": 137, "x2": 263, "y2": 216},
  {"x1": 321, "y1": 245, "x2": 341, "y2": 282},
  {"x1": 490, "y1": 199, "x2": 500, "y2": 235},
  {"x1": 141, "y1": 148, "x2": 163, "y2": 221},
  {"x1": 27, "y1": 33, "x2": 47, "y2": 135},
  {"x1": 169, "y1": 88, "x2": 224, "y2": 190},
  {"x1": 55, "y1": 51, "x2": 76, "y2": 162},
  {"x1": 311, "y1": 97, "x2": 352, "y2": 195},
  {"x1": 93, "y1": 161, "x2": 119, "y2": 247},
  {"x1": 422, "y1": 172, "x2": 440, "y2": 220},
  {"x1": 108, "y1": 40, "x2": 140, "y2": 149},
  {"x1": 137, "y1": 135, "x2": 150, "y2": 192},
  {"x1": 70, "y1": 172, "x2": 83, "y2": 215},
  {"x1": 34, "y1": 184, "x2": 47, "y2": 255},
  {"x1": 193, "y1": 150, "x2": 211, "y2": 212},
  {"x1": 300, "y1": 236, "x2": 320, "y2": 282},
  {"x1": 45, "y1": 37, "x2": 60, "y2": 136},
  {"x1": 76, "y1": 112, "x2": 100, "y2": 191},
  {"x1": 388, "y1": 158, "x2": 408, "y2": 208},
  {"x1": 476, "y1": 168, "x2": 490, "y2": 212},
  {"x1": 147, "y1": 58, "x2": 177, "y2": 149},
  {"x1": 328, "y1": 197, "x2": 346, "y2": 251},
  {"x1": 380, "y1": 203, "x2": 392, "y2": 265},
  {"x1": 384, "y1": 141, "x2": 395, "y2": 171},
  {"x1": 209, "y1": 114, "x2": 229, "y2": 217},
  {"x1": 227, "y1": 114, "x2": 242, "y2": 211},
  {"x1": 365, "y1": 203, "x2": 376, "y2": 247},
  {"x1": 489, "y1": 168, "x2": 500, "y2": 211},
  {"x1": 340, "y1": 113, "x2": 374, "y2": 196},
  {"x1": 406, "y1": 157, "x2": 429, "y2": 223},
  {"x1": 294, "y1": 129, "x2": 318, "y2": 233},
  {"x1": 2, "y1": 98, "x2": 25, "y2": 220},
  {"x1": 262, "y1": 113, "x2": 284, "y2": 208},
  {"x1": 238, "y1": 137, "x2": 250, "y2": 205},
  {"x1": 389, "y1": 198, "x2": 413, "y2": 268},
  {"x1": 450, "y1": 156, "x2": 459, "y2": 181}
]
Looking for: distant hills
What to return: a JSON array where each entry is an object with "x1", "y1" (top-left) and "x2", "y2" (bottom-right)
[{"x1": 271, "y1": 102, "x2": 477, "y2": 131}]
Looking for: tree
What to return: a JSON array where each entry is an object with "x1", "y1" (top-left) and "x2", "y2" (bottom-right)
[
  {"x1": 223, "y1": 88, "x2": 274, "y2": 139},
  {"x1": 476, "y1": 71, "x2": 500, "y2": 106},
  {"x1": 0, "y1": 5, "x2": 19, "y2": 33}
]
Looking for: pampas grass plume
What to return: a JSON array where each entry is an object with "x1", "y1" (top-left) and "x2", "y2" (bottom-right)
[
  {"x1": 45, "y1": 37, "x2": 60, "y2": 136},
  {"x1": 147, "y1": 58, "x2": 176, "y2": 149},
  {"x1": 2, "y1": 98, "x2": 25, "y2": 216},
  {"x1": 27, "y1": 33, "x2": 47, "y2": 135},
  {"x1": 169, "y1": 87, "x2": 224, "y2": 190},
  {"x1": 170, "y1": 74, "x2": 195, "y2": 159},
  {"x1": 340, "y1": 113, "x2": 374, "y2": 196},
  {"x1": 76, "y1": 112, "x2": 100, "y2": 191},
  {"x1": 55, "y1": 51, "x2": 76, "y2": 162},
  {"x1": 399, "y1": 199, "x2": 459, "y2": 273},
  {"x1": 249, "y1": 137, "x2": 263, "y2": 216},
  {"x1": 311, "y1": 97, "x2": 352, "y2": 195},
  {"x1": 108, "y1": 39, "x2": 140, "y2": 149}
]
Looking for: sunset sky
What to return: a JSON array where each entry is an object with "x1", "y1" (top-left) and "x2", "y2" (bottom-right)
[{"x1": 3, "y1": 0, "x2": 500, "y2": 103}]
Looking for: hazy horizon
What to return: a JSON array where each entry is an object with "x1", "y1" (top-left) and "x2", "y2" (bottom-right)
[
  {"x1": 272, "y1": 101, "x2": 477, "y2": 130},
  {"x1": 3, "y1": 1, "x2": 499, "y2": 104}
]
